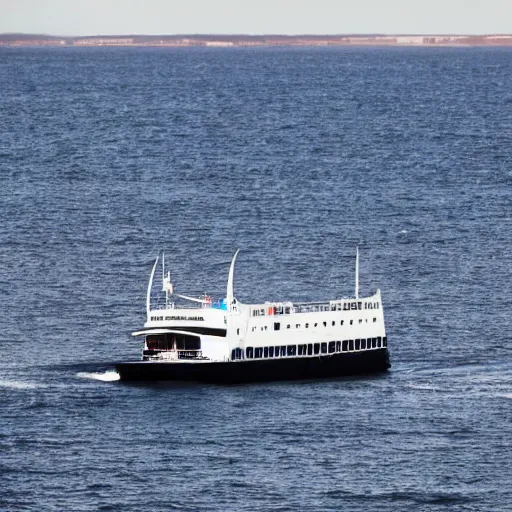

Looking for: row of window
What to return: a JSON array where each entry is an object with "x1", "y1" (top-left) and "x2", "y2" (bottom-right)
[
  {"x1": 230, "y1": 337, "x2": 387, "y2": 360},
  {"x1": 251, "y1": 318, "x2": 377, "y2": 332},
  {"x1": 252, "y1": 301, "x2": 380, "y2": 317}
]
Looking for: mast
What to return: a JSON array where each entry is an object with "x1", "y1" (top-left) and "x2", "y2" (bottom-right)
[
  {"x1": 226, "y1": 249, "x2": 240, "y2": 312},
  {"x1": 147, "y1": 256, "x2": 159, "y2": 319},
  {"x1": 355, "y1": 246, "x2": 359, "y2": 299},
  {"x1": 162, "y1": 252, "x2": 167, "y2": 307}
]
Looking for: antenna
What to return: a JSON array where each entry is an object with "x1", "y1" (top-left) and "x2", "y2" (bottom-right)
[
  {"x1": 355, "y1": 246, "x2": 359, "y2": 299},
  {"x1": 161, "y1": 253, "x2": 174, "y2": 308}
]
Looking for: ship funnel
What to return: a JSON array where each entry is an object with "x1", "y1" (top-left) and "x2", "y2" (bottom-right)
[{"x1": 226, "y1": 249, "x2": 240, "y2": 311}]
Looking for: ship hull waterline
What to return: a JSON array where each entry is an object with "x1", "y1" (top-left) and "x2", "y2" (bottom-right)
[{"x1": 115, "y1": 349, "x2": 390, "y2": 384}]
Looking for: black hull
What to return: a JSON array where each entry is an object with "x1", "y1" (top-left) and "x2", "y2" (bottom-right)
[{"x1": 115, "y1": 349, "x2": 390, "y2": 384}]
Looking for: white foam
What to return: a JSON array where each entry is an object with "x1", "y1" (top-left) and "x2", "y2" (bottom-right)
[
  {"x1": 76, "y1": 371, "x2": 120, "y2": 382},
  {"x1": 407, "y1": 381, "x2": 438, "y2": 391},
  {"x1": 0, "y1": 379, "x2": 41, "y2": 390}
]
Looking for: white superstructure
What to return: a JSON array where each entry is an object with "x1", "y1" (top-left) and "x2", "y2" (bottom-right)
[{"x1": 131, "y1": 250, "x2": 387, "y2": 363}]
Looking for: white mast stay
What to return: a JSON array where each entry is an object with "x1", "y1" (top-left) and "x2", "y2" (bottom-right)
[
  {"x1": 226, "y1": 249, "x2": 240, "y2": 312},
  {"x1": 146, "y1": 256, "x2": 159, "y2": 318}
]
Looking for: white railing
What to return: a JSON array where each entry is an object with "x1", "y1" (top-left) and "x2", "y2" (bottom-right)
[
  {"x1": 250, "y1": 296, "x2": 380, "y2": 317},
  {"x1": 149, "y1": 301, "x2": 206, "y2": 311}
]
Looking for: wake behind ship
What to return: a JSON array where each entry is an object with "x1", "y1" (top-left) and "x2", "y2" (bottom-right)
[{"x1": 115, "y1": 249, "x2": 390, "y2": 383}]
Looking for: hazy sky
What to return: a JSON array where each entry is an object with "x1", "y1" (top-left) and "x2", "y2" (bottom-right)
[{"x1": 1, "y1": 0, "x2": 511, "y2": 36}]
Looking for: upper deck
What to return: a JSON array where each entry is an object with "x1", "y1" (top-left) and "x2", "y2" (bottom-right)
[
  {"x1": 148, "y1": 290, "x2": 380, "y2": 316},
  {"x1": 139, "y1": 249, "x2": 383, "y2": 338}
]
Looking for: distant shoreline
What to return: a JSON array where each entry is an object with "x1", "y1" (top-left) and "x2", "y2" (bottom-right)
[{"x1": 1, "y1": 33, "x2": 512, "y2": 47}]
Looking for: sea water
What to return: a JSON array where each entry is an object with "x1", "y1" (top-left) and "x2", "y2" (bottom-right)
[{"x1": 0, "y1": 46, "x2": 511, "y2": 511}]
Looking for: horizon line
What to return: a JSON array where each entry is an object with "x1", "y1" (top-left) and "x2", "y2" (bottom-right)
[{"x1": 3, "y1": 32, "x2": 512, "y2": 38}]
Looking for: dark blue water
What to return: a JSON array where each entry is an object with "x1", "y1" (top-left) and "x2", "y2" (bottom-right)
[{"x1": 1, "y1": 46, "x2": 512, "y2": 511}]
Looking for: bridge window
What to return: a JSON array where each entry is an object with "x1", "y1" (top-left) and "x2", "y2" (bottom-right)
[
  {"x1": 274, "y1": 322, "x2": 280, "y2": 331},
  {"x1": 377, "y1": 336, "x2": 382, "y2": 348},
  {"x1": 349, "y1": 340, "x2": 354, "y2": 351},
  {"x1": 361, "y1": 339, "x2": 366, "y2": 349},
  {"x1": 264, "y1": 347, "x2": 269, "y2": 358},
  {"x1": 336, "y1": 341, "x2": 341, "y2": 352},
  {"x1": 383, "y1": 336, "x2": 387, "y2": 347},
  {"x1": 269, "y1": 346, "x2": 274, "y2": 357},
  {"x1": 342, "y1": 340, "x2": 348, "y2": 351},
  {"x1": 321, "y1": 343, "x2": 327, "y2": 354},
  {"x1": 328, "y1": 341, "x2": 335, "y2": 353},
  {"x1": 355, "y1": 339, "x2": 360, "y2": 350},
  {"x1": 287, "y1": 345, "x2": 296, "y2": 356},
  {"x1": 255, "y1": 347, "x2": 263, "y2": 358},
  {"x1": 314, "y1": 343, "x2": 320, "y2": 355},
  {"x1": 307, "y1": 344, "x2": 313, "y2": 355},
  {"x1": 175, "y1": 335, "x2": 201, "y2": 351},
  {"x1": 246, "y1": 347, "x2": 254, "y2": 358},
  {"x1": 280, "y1": 346, "x2": 287, "y2": 357}
]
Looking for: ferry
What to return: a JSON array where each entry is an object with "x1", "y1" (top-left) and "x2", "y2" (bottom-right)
[{"x1": 115, "y1": 249, "x2": 390, "y2": 383}]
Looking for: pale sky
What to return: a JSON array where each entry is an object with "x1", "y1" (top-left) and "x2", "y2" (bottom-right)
[{"x1": 1, "y1": 0, "x2": 511, "y2": 36}]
